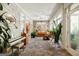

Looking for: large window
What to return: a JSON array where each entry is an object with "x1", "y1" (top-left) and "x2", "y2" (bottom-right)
[
  {"x1": 70, "y1": 10, "x2": 79, "y2": 50},
  {"x1": 70, "y1": 15, "x2": 79, "y2": 50}
]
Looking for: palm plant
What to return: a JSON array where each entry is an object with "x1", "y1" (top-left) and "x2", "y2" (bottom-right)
[
  {"x1": 0, "y1": 3, "x2": 11, "y2": 53},
  {"x1": 52, "y1": 20, "x2": 62, "y2": 44}
]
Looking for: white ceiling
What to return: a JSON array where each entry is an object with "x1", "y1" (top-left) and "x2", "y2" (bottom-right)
[{"x1": 16, "y1": 3, "x2": 57, "y2": 20}]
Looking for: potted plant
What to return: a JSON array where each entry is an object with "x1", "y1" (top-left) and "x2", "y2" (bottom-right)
[
  {"x1": 53, "y1": 20, "x2": 62, "y2": 44},
  {"x1": 0, "y1": 11, "x2": 11, "y2": 53},
  {"x1": 31, "y1": 32, "x2": 36, "y2": 38}
]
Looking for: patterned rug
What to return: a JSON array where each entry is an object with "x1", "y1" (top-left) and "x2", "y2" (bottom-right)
[{"x1": 19, "y1": 37, "x2": 71, "y2": 56}]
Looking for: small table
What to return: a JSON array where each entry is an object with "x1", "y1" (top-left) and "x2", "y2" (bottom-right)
[{"x1": 43, "y1": 35, "x2": 50, "y2": 40}]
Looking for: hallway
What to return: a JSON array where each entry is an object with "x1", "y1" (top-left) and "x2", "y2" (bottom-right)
[
  {"x1": 1, "y1": 3, "x2": 79, "y2": 56},
  {"x1": 20, "y1": 37, "x2": 71, "y2": 56}
]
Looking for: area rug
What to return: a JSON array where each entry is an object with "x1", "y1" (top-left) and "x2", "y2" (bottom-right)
[{"x1": 19, "y1": 37, "x2": 71, "y2": 56}]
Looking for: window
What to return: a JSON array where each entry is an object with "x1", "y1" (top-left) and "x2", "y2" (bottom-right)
[{"x1": 70, "y1": 10, "x2": 79, "y2": 50}]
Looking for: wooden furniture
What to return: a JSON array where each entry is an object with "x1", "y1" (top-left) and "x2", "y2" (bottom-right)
[
  {"x1": 0, "y1": 37, "x2": 26, "y2": 56},
  {"x1": 9, "y1": 37, "x2": 26, "y2": 55},
  {"x1": 43, "y1": 35, "x2": 50, "y2": 40},
  {"x1": 21, "y1": 32, "x2": 26, "y2": 46},
  {"x1": 36, "y1": 31, "x2": 50, "y2": 37}
]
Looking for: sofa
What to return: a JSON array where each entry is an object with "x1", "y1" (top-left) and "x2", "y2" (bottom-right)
[{"x1": 36, "y1": 31, "x2": 50, "y2": 37}]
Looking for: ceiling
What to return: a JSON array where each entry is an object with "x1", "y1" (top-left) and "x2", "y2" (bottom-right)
[{"x1": 16, "y1": 3, "x2": 57, "y2": 20}]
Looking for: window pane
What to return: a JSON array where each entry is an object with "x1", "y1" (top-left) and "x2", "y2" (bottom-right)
[{"x1": 70, "y1": 15, "x2": 79, "y2": 50}]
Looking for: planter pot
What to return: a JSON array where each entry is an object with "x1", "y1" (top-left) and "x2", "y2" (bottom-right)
[
  {"x1": 3, "y1": 48, "x2": 7, "y2": 53},
  {"x1": 31, "y1": 35, "x2": 35, "y2": 38},
  {"x1": 0, "y1": 47, "x2": 3, "y2": 53},
  {"x1": 3, "y1": 48, "x2": 11, "y2": 53}
]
